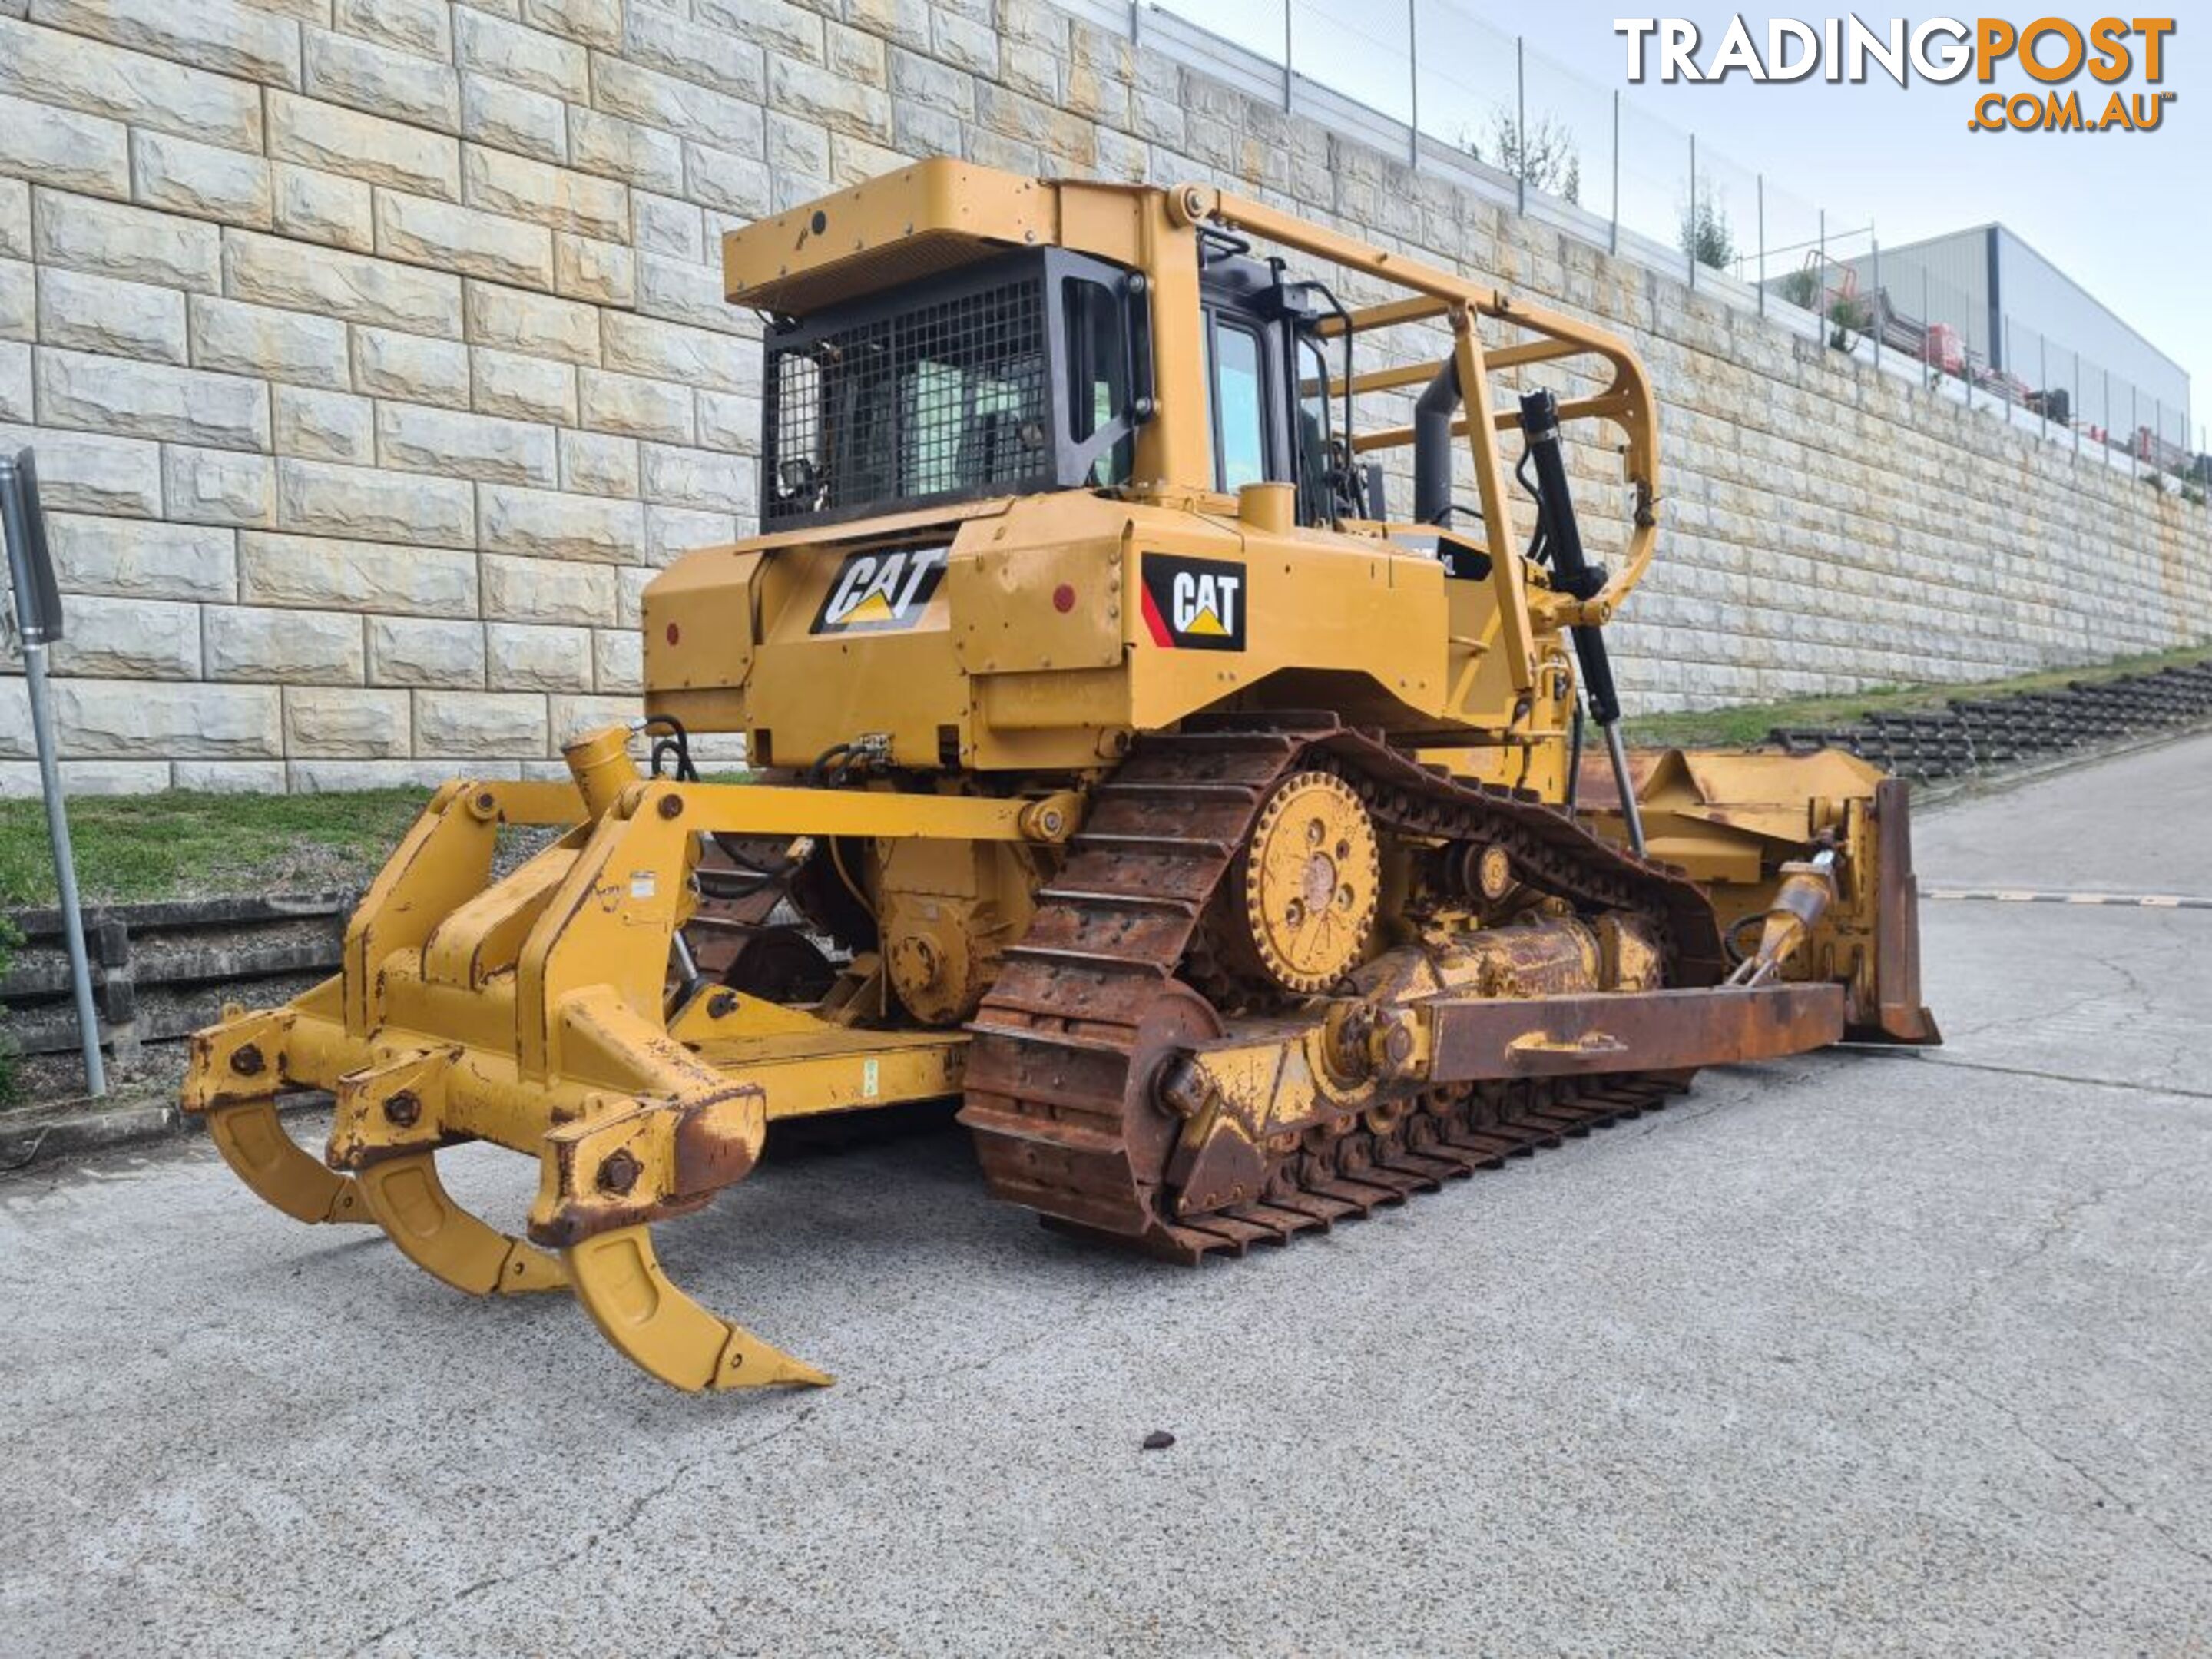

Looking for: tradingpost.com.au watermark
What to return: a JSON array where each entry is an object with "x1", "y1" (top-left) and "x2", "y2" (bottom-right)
[{"x1": 1614, "y1": 16, "x2": 2177, "y2": 131}]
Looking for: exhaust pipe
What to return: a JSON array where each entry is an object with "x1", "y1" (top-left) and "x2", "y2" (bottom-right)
[{"x1": 1412, "y1": 359, "x2": 1461, "y2": 526}]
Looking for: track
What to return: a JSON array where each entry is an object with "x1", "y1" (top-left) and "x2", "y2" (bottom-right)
[{"x1": 959, "y1": 717, "x2": 1724, "y2": 1261}]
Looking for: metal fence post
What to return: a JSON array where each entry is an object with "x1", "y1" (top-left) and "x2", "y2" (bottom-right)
[
  {"x1": 1756, "y1": 174, "x2": 1765, "y2": 314},
  {"x1": 1814, "y1": 206, "x2": 1825, "y2": 328},
  {"x1": 1608, "y1": 90, "x2": 1620, "y2": 256},
  {"x1": 1686, "y1": 131, "x2": 1696, "y2": 287},
  {"x1": 1922, "y1": 267, "x2": 1931, "y2": 382},
  {"x1": 1515, "y1": 35, "x2": 1527, "y2": 217},
  {"x1": 1972, "y1": 290, "x2": 1991, "y2": 413},
  {"x1": 1871, "y1": 234, "x2": 1880, "y2": 372},
  {"x1": 1130, "y1": 0, "x2": 1139, "y2": 45},
  {"x1": 1283, "y1": 0, "x2": 1292, "y2": 110},
  {"x1": 1406, "y1": 0, "x2": 1418, "y2": 164},
  {"x1": 2040, "y1": 334, "x2": 2048, "y2": 441},
  {"x1": 2131, "y1": 382, "x2": 2140, "y2": 475},
  {"x1": 2002, "y1": 315, "x2": 2013, "y2": 418}
]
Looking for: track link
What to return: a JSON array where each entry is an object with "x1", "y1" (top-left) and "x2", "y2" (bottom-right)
[{"x1": 959, "y1": 717, "x2": 1724, "y2": 1257}]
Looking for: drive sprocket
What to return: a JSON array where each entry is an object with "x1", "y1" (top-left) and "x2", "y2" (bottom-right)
[{"x1": 1232, "y1": 770, "x2": 1380, "y2": 995}]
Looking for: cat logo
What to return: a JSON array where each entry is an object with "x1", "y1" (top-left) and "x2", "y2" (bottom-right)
[
  {"x1": 811, "y1": 545, "x2": 950, "y2": 635},
  {"x1": 1139, "y1": 553, "x2": 1246, "y2": 651}
]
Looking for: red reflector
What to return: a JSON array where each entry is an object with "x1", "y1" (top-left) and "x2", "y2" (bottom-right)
[
  {"x1": 1051, "y1": 584, "x2": 1076, "y2": 614},
  {"x1": 665, "y1": 623, "x2": 680, "y2": 645}
]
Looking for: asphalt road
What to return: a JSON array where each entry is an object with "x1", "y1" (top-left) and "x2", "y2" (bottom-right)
[{"x1": 3, "y1": 737, "x2": 2209, "y2": 1657}]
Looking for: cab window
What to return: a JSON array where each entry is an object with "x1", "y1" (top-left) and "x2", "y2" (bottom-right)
[
  {"x1": 1296, "y1": 336, "x2": 1332, "y2": 524},
  {"x1": 1210, "y1": 320, "x2": 1268, "y2": 492},
  {"x1": 1065, "y1": 277, "x2": 1131, "y2": 486}
]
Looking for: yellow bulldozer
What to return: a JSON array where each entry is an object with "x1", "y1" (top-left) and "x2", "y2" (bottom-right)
[{"x1": 181, "y1": 161, "x2": 1937, "y2": 1392}]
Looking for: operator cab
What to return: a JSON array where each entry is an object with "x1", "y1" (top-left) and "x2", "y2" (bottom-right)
[
  {"x1": 758, "y1": 246, "x2": 1150, "y2": 530},
  {"x1": 1197, "y1": 238, "x2": 1370, "y2": 526},
  {"x1": 757, "y1": 237, "x2": 1369, "y2": 531}
]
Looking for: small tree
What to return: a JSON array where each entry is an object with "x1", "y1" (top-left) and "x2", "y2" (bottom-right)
[
  {"x1": 1826, "y1": 294, "x2": 1871, "y2": 353},
  {"x1": 1460, "y1": 111, "x2": 1581, "y2": 205},
  {"x1": 1678, "y1": 186, "x2": 1735, "y2": 270},
  {"x1": 1779, "y1": 268, "x2": 1820, "y2": 310}
]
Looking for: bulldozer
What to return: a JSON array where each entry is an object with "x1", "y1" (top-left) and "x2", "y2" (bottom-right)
[{"x1": 181, "y1": 161, "x2": 1938, "y2": 1393}]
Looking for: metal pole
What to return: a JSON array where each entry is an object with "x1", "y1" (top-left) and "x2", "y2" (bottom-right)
[
  {"x1": 2040, "y1": 333, "x2": 2048, "y2": 441},
  {"x1": 1602, "y1": 722, "x2": 1645, "y2": 857},
  {"x1": 1686, "y1": 131, "x2": 1696, "y2": 287},
  {"x1": 0, "y1": 456, "x2": 104, "y2": 1099},
  {"x1": 1515, "y1": 35, "x2": 1527, "y2": 216},
  {"x1": 1608, "y1": 90, "x2": 1620, "y2": 256},
  {"x1": 1756, "y1": 174, "x2": 1765, "y2": 316},
  {"x1": 1922, "y1": 267, "x2": 1931, "y2": 382},
  {"x1": 22, "y1": 646, "x2": 104, "y2": 1098},
  {"x1": 1406, "y1": 0, "x2": 1417, "y2": 164},
  {"x1": 2131, "y1": 381, "x2": 2139, "y2": 475},
  {"x1": 1972, "y1": 290, "x2": 1991, "y2": 413},
  {"x1": 1283, "y1": 0, "x2": 1292, "y2": 111},
  {"x1": 1130, "y1": 0, "x2": 1139, "y2": 44},
  {"x1": 2002, "y1": 316, "x2": 2013, "y2": 418},
  {"x1": 1872, "y1": 233, "x2": 1881, "y2": 372}
]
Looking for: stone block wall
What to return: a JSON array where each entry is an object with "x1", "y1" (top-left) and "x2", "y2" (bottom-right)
[{"x1": 0, "y1": 0, "x2": 2204, "y2": 793}]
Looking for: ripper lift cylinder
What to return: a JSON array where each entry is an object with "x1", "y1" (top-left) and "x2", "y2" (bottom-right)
[{"x1": 1518, "y1": 388, "x2": 1645, "y2": 855}]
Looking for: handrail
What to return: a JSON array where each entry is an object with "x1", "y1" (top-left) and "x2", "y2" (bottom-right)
[{"x1": 1170, "y1": 181, "x2": 1664, "y2": 661}]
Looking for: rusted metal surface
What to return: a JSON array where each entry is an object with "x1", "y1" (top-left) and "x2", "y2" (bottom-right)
[
  {"x1": 1423, "y1": 983, "x2": 1844, "y2": 1081},
  {"x1": 959, "y1": 717, "x2": 1741, "y2": 1260},
  {"x1": 671, "y1": 1084, "x2": 771, "y2": 1196},
  {"x1": 1864, "y1": 777, "x2": 1943, "y2": 1044}
]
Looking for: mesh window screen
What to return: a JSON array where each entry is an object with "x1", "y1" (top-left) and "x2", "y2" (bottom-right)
[{"x1": 766, "y1": 272, "x2": 1051, "y2": 524}]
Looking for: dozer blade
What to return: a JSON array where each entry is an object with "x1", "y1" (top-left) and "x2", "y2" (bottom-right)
[
  {"x1": 565, "y1": 1224, "x2": 832, "y2": 1392},
  {"x1": 203, "y1": 1101, "x2": 368, "y2": 1227},
  {"x1": 354, "y1": 1151, "x2": 568, "y2": 1296}
]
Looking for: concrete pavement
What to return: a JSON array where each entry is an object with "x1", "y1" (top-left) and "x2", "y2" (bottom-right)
[{"x1": 2, "y1": 737, "x2": 2209, "y2": 1656}]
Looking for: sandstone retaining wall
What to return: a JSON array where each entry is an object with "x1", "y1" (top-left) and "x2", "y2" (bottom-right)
[{"x1": 0, "y1": 0, "x2": 2204, "y2": 793}]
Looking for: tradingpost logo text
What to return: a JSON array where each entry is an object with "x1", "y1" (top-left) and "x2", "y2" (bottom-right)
[{"x1": 1615, "y1": 16, "x2": 2177, "y2": 131}]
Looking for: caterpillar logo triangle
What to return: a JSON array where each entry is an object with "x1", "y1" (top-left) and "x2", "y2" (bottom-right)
[
  {"x1": 1139, "y1": 553, "x2": 1247, "y2": 651},
  {"x1": 811, "y1": 545, "x2": 949, "y2": 635},
  {"x1": 846, "y1": 590, "x2": 898, "y2": 623}
]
